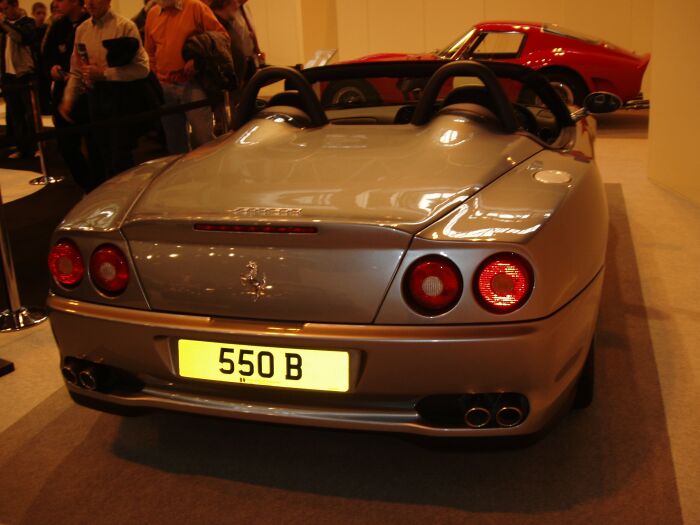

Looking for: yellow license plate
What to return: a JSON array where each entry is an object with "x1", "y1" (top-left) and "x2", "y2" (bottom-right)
[{"x1": 178, "y1": 339, "x2": 350, "y2": 392}]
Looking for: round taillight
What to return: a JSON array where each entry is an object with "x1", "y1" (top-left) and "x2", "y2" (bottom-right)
[
  {"x1": 48, "y1": 240, "x2": 84, "y2": 288},
  {"x1": 90, "y1": 244, "x2": 129, "y2": 295},
  {"x1": 404, "y1": 255, "x2": 463, "y2": 315},
  {"x1": 475, "y1": 254, "x2": 533, "y2": 313}
]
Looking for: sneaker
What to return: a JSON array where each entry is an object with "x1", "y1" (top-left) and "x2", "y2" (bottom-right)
[{"x1": 8, "y1": 151, "x2": 22, "y2": 159}]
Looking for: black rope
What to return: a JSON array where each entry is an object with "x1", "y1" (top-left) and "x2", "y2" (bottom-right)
[{"x1": 0, "y1": 81, "x2": 220, "y2": 149}]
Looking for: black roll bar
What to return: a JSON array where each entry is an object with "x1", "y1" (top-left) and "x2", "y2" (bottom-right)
[
  {"x1": 232, "y1": 66, "x2": 328, "y2": 130},
  {"x1": 410, "y1": 61, "x2": 519, "y2": 132}
]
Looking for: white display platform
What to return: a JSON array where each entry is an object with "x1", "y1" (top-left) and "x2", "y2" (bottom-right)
[{"x1": 0, "y1": 168, "x2": 44, "y2": 203}]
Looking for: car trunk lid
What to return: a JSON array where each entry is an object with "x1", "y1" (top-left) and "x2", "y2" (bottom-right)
[
  {"x1": 124, "y1": 221, "x2": 411, "y2": 323},
  {"x1": 123, "y1": 116, "x2": 541, "y2": 323}
]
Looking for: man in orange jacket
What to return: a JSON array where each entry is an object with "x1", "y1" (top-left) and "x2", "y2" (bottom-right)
[{"x1": 144, "y1": 0, "x2": 228, "y2": 153}]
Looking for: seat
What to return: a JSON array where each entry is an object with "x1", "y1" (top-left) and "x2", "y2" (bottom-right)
[
  {"x1": 442, "y1": 85, "x2": 497, "y2": 114},
  {"x1": 267, "y1": 90, "x2": 306, "y2": 110},
  {"x1": 260, "y1": 90, "x2": 313, "y2": 126}
]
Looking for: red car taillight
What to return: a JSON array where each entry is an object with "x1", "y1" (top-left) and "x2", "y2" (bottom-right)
[
  {"x1": 48, "y1": 240, "x2": 84, "y2": 288},
  {"x1": 474, "y1": 254, "x2": 532, "y2": 313},
  {"x1": 90, "y1": 244, "x2": 129, "y2": 295},
  {"x1": 404, "y1": 255, "x2": 463, "y2": 315}
]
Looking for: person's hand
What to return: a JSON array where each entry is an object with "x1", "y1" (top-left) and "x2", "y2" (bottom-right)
[
  {"x1": 50, "y1": 65, "x2": 65, "y2": 81},
  {"x1": 183, "y1": 59, "x2": 196, "y2": 78},
  {"x1": 0, "y1": 13, "x2": 6, "y2": 23},
  {"x1": 80, "y1": 64, "x2": 105, "y2": 82},
  {"x1": 58, "y1": 100, "x2": 74, "y2": 123}
]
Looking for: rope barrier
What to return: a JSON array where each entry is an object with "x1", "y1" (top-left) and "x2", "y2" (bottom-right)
[{"x1": 0, "y1": 91, "x2": 215, "y2": 149}]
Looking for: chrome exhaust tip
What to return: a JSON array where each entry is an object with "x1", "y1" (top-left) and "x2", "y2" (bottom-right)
[
  {"x1": 464, "y1": 406, "x2": 492, "y2": 428},
  {"x1": 78, "y1": 365, "x2": 99, "y2": 391},
  {"x1": 61, "y1": 363, "x2": 78, "y2": 385},
  {"x1": 495, "y1": 405, "x2": 524, "y2": 428}
]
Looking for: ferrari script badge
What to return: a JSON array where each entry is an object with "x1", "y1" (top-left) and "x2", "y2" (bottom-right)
[{"x1": 240, "y1": 260, "x2": 269, "y2": 301}]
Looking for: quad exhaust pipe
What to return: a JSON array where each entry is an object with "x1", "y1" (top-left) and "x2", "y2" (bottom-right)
[
  {"x1": 464, "y1": 405, "x2": 492, "y2": 428},
  {"x1": 60, "y1": 358, "x2": 143, "y2": 394},
  {"x1": 78, "y1": 364, "x2": 100, "y2": 391},
  {"x1": 461, "y1": 395, "x2": 526, "y2": 429},
  {"x1": 61, "y1": 362, "x2": 79, "y2": 385},
  {"x1": 61, "y1": 359, "x2": 107, "y2": 391},
  {"x1": 495, "y1": 404, "x2": 524, "y2": 427}
]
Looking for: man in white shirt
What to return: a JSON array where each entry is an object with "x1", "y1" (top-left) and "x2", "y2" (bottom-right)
[{"x1": 58, "y1": 0, "x2": 149, "y2": 185}]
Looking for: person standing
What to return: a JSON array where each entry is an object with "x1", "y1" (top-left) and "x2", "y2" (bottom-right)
[
  {"x1": 200, "y1": 0, "x2": 236, "y2": 134},
  {"x1": 130, "y1": 0, "x2": 156, "y2": 42},
  {"x1": 48, "y1": 0, "x2": 62, "y2": 23},
  {"x1": 58, "y1": 0, "x2": 149, "y2": 185},
  {"x1": 42, "y1": 0, "x2": 92, "y2": 190},
  {"x1": 210, "y1": 0, "x2": 262, "y2": 101},
  {"x1": 144, "y1": 0, "x2": 228, "y2": 154},
  {"x1": 31, "y1": 1, "x2": 51, "y2": 113},
  {"x1": 0, "y1": 0, "x2": 37, "y2": 159},
  {"x1": 31, "y1": 2, "x2": 47, "y2": 39},
  {"x1": 234, "y1": 0, "x2": 264, "y2": 85}
]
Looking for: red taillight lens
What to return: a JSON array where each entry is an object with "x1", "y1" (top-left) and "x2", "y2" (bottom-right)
[
  {"x1": 90, "y1": 244, "x2": 129, "y2": 295},
  {"x1": 404, "y1": 256, "x2": 463, "y2": 315},
  {"x1": 475, "y1": 254, "x2": 532, "y2": 313},
  {"x1": 48, "y1": 240, "x2": 84, "y2": 288}
]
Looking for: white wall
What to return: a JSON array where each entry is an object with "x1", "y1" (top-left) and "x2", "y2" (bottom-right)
[
  {"x1": 247, "y1": 0, "x2": 305, "y2": 67},
  {"x1": 648, "y1": 0, "x2": 700, "y2": 205}
]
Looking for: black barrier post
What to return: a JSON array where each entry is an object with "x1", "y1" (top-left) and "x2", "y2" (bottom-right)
[
  {"x1": 27, "y1": 83, "x2": 64, "y2": 186},
  {"x1": 0, "y1": 185, "x2": 47, "y2": 331},
  {"x1": 0, "y1": 358, "x2": 14, "y2": 377}
]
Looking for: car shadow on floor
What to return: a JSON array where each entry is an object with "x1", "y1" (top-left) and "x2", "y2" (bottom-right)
[
  {"x1": 104, "y1": 183, "x2": 681, "y2": 518},
  {"x1": 12, "y1": 184, "x2": 682, "y2": 524}
]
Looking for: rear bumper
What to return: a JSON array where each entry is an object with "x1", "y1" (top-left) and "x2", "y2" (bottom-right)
[{"x1": 49, "y1": 270, "x2": 603, "y2": 437}]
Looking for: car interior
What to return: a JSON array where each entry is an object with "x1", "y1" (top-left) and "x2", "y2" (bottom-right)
[{"x1": 235, "y1": 61, "x2": 572, "y2": 146}]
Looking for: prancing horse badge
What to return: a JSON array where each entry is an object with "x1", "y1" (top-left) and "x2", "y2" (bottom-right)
[{"x1": 240, "y1": 260, "x2": 269, "y2": 301}]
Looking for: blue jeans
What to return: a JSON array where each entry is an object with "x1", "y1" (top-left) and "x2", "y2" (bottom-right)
[{"x1": 161, "y1": 81, "x2": 214, "y2": 154}]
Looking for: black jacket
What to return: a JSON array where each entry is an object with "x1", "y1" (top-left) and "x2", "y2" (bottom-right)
[
  {"x1": 0, "y1": 16, "x2": 37, "y2": 77},
  {"x1": 42, "y1": 12, "x2": 89, "y2": 103},
  {"x1": 42, "y1": 12, "x2": 89, "y2": 76},
  {"x1": 182, "y1": 31, "x2": 236, "y2": 93}
]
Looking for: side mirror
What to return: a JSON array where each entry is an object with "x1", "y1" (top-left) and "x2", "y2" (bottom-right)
[
  {"x1": 572, "y1": 91, "x2": 623, "y2": 122},
  {"x1": 583, "y1": 91, "x2": 623, "y2": 114}
]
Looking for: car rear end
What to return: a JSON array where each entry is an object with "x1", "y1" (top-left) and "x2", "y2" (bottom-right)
[{"x1": 48, "y1": 64, "x2": 606, "y2": 438}]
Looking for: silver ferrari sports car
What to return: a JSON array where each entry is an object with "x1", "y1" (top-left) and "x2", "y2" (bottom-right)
[{"x1": 48, "y1": 60, "x2": 617, "y2": 437}]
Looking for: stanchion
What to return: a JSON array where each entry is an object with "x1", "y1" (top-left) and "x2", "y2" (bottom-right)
[
  {"x1": 27, "y1": 83, "x2": 64, "y2": 186},
  {"x1": 0, "y1": 358, "x2": 14, "y2": 376},
  {"x1": 0, "y1": 184, "x2": 47, "y2": 331},
  {"x1": 223, "y1": 91, "x2": 231, "y2": 133}
]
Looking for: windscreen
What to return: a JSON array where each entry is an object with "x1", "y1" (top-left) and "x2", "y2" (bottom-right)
[{"x1": 436, "y1": 28, "x2": 476, "y2": 58}]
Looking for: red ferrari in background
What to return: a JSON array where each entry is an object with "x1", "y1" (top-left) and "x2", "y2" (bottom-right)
[{"x1": 324, "y1": 21, "x2": 650, "y2": 107}]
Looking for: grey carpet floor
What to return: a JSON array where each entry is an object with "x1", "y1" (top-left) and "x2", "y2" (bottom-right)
[{"x1": 0, "y1": 184, "x2": 683, "y2": 524}]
